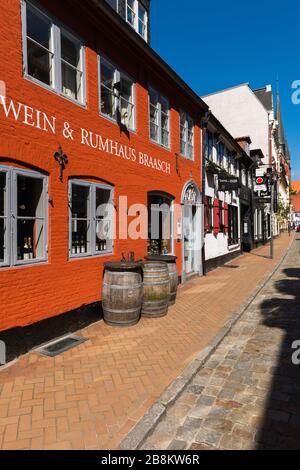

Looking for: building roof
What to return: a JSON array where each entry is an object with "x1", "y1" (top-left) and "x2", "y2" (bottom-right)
[
  {"x1": 253, "y1": 86, "x2": 273, "y2": 112},
  {"x1": 292, "y1": 181, "x2": 300, "y2": 193},
  {"x1": 291, "y1": 194, "x2": 300, "y2": 212}
]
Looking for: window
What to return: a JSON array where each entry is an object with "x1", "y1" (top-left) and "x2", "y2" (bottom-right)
[
  {"x1": 147, "y1": 193, "x2": 173, "y2": 255},
  {"x1": 205, "y1": 131, "x2": 213, "y2": 161},
  {"x1": 219, "y1": 201, "x2": 225, "y2": 233},
  {"x1": 22, "y1": 1, "x2": 85, "y2": 104},
  {"x1": 180, "y1": 111, "x2": 194, "y2": 160},
  {"x1": 149, "y1": 88, "x2": 170, "y2": 148},
  {"x1": 69, "y1": 180, "x2": 114, "y2": 258},
  {"x1": 0, "y1": 166, "x2": 48, "y2": 268},
  {"x1": 228, "y1": 205, "x2": 239, "y2": 246},
  {"x1": 61, "y1": 32, "x2": 84, "y2": 102},
  {"x1": 100, "y1": 57, "x2": 135, "y2": 130},
  {"x1": 217, "y1": 142, "x2": 225, "y2": 166},
  {"x1": 126, "y1": 0, "x2": 148, "y2": 41},
  {"x1": 204, "y1": 196, "x2": 213, "y2": 233}
]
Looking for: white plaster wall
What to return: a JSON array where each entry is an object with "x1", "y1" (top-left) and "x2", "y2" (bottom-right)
[
  {"x1": 204, "y1": 85, "x2": 270, "y2": 164},
  {"x1": 205, "y1": 172, "x2": 240, "y2": 261}
]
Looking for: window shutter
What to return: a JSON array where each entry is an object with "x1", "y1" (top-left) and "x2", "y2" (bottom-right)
[
  {"x1": 224, "y1": 202, "x2": 229, "y2": 234},
  {"x1": 204, "y1": 196, "x2": 209, "y2": 234},
  {"x1": 213, "y1": 199, "x2": 220, "y2": 236}
]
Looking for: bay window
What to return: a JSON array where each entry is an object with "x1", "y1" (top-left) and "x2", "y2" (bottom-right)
[
  {"x1": 100, "y1": 57, "x2": 135, "y2": 131},
  {"x1": 149, "y1": 88, "x2": 170, "y2": 148},
  {"x1": 22, "y1": 1, "x2": 86, "y2": 104},
  {"x1": 180, "y1": 111, "x2": 194, "y2": 160},
  {"x1": 126, "y1": 0, "x2": 148, "y2": 41},
  {"x1": 69, "y1": 180, "x2": 114, "y2": 258},
  {"x1": 205, "y1": 131, "x2": 213, "y2": 161},
  {"x1": 0, "y1": 166, "x2": 48, "y2": 268}
]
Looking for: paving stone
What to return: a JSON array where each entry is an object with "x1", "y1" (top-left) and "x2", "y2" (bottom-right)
[
  {"x1": 167, "y1": 439, "x2": 187, "y2": 450},
  {"x1": 195, "y1": 428, "x2": 222, "y2": 447}
]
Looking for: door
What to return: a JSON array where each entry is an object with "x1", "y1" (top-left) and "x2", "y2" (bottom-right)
[{"x1": 183, "y1": 204, "x2": 197, "y2": 276}]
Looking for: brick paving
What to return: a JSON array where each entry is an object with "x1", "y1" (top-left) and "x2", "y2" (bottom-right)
[
  {"x1": 0, "y1": 234, "x2": 291, "y2": 450},
  {"x1": 142, "y1": 233, "x2": 300, "y2": 450}
]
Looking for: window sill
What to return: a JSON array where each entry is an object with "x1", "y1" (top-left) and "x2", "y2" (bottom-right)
[
  {"x1": 69, "y1": 251, "x2": 114, "y2": 261},
  {"x1": 99, "y1": 112, "x2": 136, "y2": 133},
  {"x1": 150, "y1": 138, "x2": 171, "y2": 152},
  {"x1": 0, "y1": 259, "x2": 48, "y2": 270},
  {"x1": 24, "y1": 74, "x2": 87, "y2": 110}
]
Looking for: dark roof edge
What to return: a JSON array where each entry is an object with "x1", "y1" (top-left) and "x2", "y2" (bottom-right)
[{"x1": 90, "y1": 0, "x2": 208, "y2": 114}]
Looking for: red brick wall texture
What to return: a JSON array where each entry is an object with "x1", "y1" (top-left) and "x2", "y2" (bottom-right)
[{"x1": 0, "y1": 0, "x2": 203, "y2": 331}]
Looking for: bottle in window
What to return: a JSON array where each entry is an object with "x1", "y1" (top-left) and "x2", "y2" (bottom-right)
[
  {"x1": 75, "y1": 235, "x2": 80, "y2": 254},
  {"x1": 72, "y1": 238, "x2": 76, "y2": 255},
  {"x1": 80, "y1": 237, "x2": 85, "y2": 254},
  {"x1": 28, "y1": 237, "x2": 33, "y2": 259},
  {"x1": 23, "y1": 238, "x2": 30, "y2": 260},
  {"x1": 103, "y1": 239, "x2": 107, "y2": 251}
]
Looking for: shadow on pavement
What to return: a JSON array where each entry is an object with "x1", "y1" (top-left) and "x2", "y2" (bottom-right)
[{"x1": 256, "y1": 239, "x2": 300, "y2": 449}]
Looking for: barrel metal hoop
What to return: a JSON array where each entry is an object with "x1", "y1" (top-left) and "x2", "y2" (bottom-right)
[
  {"x1": 143, "y1": 280, "x2": 170, "y2": 286},
  {"x1": 103, "y1": 283, "x2": 142, "y2": 290}
]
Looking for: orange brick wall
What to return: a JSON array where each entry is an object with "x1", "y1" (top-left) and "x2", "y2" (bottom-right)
[{"x1": 0, "y1": 0, "x2": 204, "y2": 331}]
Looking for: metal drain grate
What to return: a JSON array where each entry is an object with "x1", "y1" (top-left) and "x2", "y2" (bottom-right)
[{"x1": 35, "y1": 335, "x2": 88, "y2": 357}]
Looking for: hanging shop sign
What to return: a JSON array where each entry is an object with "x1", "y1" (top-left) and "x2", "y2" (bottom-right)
[
  {"x1": 218, "y1": 176, "x2": 240, "y2": 192},
  {"x1": 0, "y1": 95, "x2": 171, "y2": 175}
]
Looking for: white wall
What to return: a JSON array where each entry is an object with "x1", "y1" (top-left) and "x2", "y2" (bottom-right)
[{"x1": 204, "y1": 85, "x2": 270, "y2": 165}]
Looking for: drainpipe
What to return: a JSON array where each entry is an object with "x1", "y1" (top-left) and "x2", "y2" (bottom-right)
[{"x1": 201, "y1": 111, "x2": 211, "y2": 276}]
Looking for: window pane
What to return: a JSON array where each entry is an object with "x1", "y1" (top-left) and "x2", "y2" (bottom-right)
[
  {"x1": 71, "y1": 185, "x2": 90, "y2": 218},
  {"x1": 0, "y1": 218, "x2": 6, "y2": 263},
  {"x1": 71, "y1": 220, "x2": 91, "y2": 255},
  {"x1": 101, "y1": 61, "x2": 115, "y2": 89},
  {"x1": 61, "y1": 61, "x2": 82, "y2": 101},
  {"x1": 149, "y1": 88, "x2": 158, "y2": 107},
  {"x1": 17, "y1": 176, "x2": 44, "y2": 218},
  {"x1": 0, "y1": 172, "x2": 6, "y2": 217},
  {"x1": 101, "y1": 61, "x2": 115, "y2": 118},
  {"x1": 120, "y1": 76, "x2": 134, "y2": 128},
  {"x1": 96, "y1": 188, "x2": 113, "y2": 252},
  {"x1": 17, "y1": 219, "x2": 44, "y2": 261},
  {"x1": 161, "y1": 97, "x2": 169, "y2": 114},
  {"x1": 27, "y1": 38, "x2": 53, "y2": 86},
  {"x1": 61, "y1": 34, "x2": 80, "y2": 68},
  {"x1": 27, "y1": 6, "x2": 51, "y2": 49},
  {"x1": 127, "y1": 0, "x2": 135, "y2": 26}
]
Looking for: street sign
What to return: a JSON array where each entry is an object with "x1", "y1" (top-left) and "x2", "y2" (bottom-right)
[
  {"x1": 255, "y1": 169, "x2": 265, "y2": 177},
  {"x1": 254, "y1": 184, "x2": 267, "y2": 192},
  {"x1": 254, "y1": 197, "x2": 271, "y2": 205},
  {"x1": 218, "y1": 177, "x2": 240, "y2": 192}
]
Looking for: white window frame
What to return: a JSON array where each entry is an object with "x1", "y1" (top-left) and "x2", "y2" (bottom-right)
[
  {"x1": 21, "y1": 0, "x2": 86, "y2": 106},
  {"x1": 149, "y1": 87, "x2": 170, "y2": 149},
  {"x1": 0, "y1": 165, "x2": 48, "y2": 268},
  {"x1": 69, "y1": 179, "x2": 114, "y2": 259},
  {"x1": 126, "y1": 0, "x2": 148, "y2": 41},
  {"x1": 98, "y1": 56, "x2": 136, "y2": 132},
  {"x1": 180, "y1": 111, "x2": 194, "y2": 160}
]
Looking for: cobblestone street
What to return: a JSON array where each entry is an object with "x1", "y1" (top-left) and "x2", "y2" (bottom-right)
[{"x1": 142, "y1": 234, "x2": 300, "y2": 450}]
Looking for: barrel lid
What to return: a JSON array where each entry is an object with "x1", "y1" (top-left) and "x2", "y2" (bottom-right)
[
  {"x1": 145, "y1": 255, "x2": 177, "y2": 263},
  {"x1": 104, "y1": 262, "x2": 143, "y2": 272}
]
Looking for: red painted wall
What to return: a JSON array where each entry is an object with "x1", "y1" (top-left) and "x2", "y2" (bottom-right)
[{"x1": 0, "y1": 0, "x2": 204, "y2": 331}]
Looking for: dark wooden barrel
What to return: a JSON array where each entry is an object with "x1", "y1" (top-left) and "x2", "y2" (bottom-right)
[
  {"x1": 145, "y1": 255, "x2": 178, "y2": 305},
  {"x1": 102, "y1": 263, "x2": 143, "y2": 327},
  {"x1": 142, "y1": 262, "x2": 170, "y2": 318}
]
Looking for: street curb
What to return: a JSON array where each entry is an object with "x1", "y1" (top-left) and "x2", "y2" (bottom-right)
[{"x1": 118, "y1": 235, "x2": 294, "y2": 450}]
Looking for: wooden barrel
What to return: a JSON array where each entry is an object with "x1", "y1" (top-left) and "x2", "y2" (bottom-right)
[
  {"x1": 102, "y1": 263, "x2": 143, "y2": 327},
  {"x1": 142, "y1": 262, "x2": 170, "y2": 318},
  {"x1": 145, "y1": 255, "x2": 178, "y2": 305}
]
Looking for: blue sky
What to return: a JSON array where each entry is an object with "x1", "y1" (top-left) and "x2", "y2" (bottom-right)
[{"x1": 151, "y1": 0, "x2": 300, "y2": 180}]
